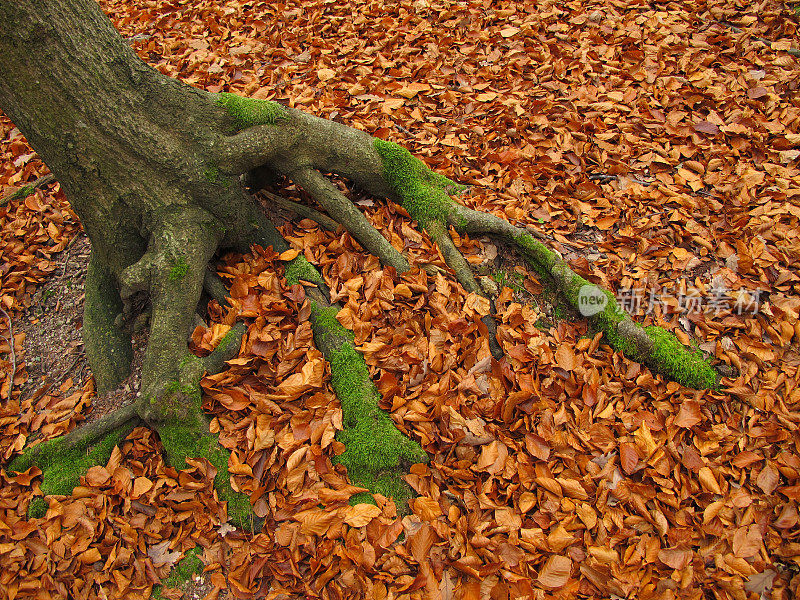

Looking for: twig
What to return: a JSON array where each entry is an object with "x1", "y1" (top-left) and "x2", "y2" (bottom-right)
[
  {"x1": 0, "y1": 173, "x2": 56, "y2": 207},
  {"x1": 262, "y1": 190, "x2": 341, "y2": 231},
  {"x1": 0, "y1": 307, "x2": 16, "y2": 392},
  {"x1": 588, "y1": 173, "x2": 617, "y2": 183},
  {"x1": 60, "y1": 234, "x2": 80, "y2": 277},
  {"x1": 394, "y1": 123, "x2": 415, "y2": 136}
]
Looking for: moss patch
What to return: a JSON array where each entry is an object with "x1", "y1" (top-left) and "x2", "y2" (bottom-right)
[
  {"x1": 284, "y1": 255, "x2": 325, "y2": 288},
  {"x1": 215, "y1": 92, "x2": 288, "y2": 129},
  {"x1": 644, "y1": 326, "x2": 719, "y2": 389},
  {"x1": 203, "y1": 167, "x2": 221, "y2": 183},
  {"x1": 308, "y1": 300, "x2": 427, "y2": 507},
  {"x1": 169, "y1": 256, "x2": 189, "y2": 281},
  {"x1": 8, "y1": 428, "x2": 130, "y2": 518},
  {"x1": 513, "y1": 233, "x2": 559, "y2": 279},
  {"x1": 373, "y1": 138, "x2": 460, "y2": 227},
  {"x1": 157, "y1": 425, "x2": 253, "y2": 527},
  {"x1": 589, "y1": 294, "x2": 639, "y2": 357},
  {"x1": 493, "y1": 269, "x2": 525, "y2": 295},
  {"x1": 153, "y1": 546, "x2": 204, "y2": 599}
]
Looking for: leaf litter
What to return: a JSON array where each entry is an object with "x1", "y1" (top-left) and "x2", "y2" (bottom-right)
[{"x1": 1, "y1": 0, "x2": 800, "y2": 598}]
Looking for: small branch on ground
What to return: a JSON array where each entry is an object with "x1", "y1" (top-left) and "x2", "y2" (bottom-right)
[
  {"x1": 0, "y1": 173, "x2": 56, "y2": 207},
  {"x1": 714, "y1": 19, "x2": 800, "y2": 56}
]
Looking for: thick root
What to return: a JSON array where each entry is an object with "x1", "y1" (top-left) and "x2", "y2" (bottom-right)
[
  {"x1": 304, "y1": 285, "x2": 428, "y2": 510},
  {"x1": 133, "y1": 205, "x2": 255, "y2": 525},
  {"x1": 83, "y1": 251, "x2": 133, "y2": 393}
]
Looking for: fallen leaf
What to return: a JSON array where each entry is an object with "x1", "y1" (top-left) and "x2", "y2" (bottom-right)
[{"x1": 537, "y1": 555, "x2": 571, "y2": 589}]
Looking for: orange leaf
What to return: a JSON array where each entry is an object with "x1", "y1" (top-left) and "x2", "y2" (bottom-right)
[
  {"x1": 279, "y1": 249, "x2": 300, "y2": 261},
  {"x1": 537, "y1": 555, "x2": 571, "y2": 589},
  {"x1": 343, "y1": 503, "x2": 381, "y2": 527}
]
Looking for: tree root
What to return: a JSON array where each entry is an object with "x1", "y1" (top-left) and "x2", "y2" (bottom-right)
[
  {"x1": 8, "y1": 404, "x2": 140, "y2": 517},
  {"x1": 262, "y1": 189, "x2": 339, "y2": 232},
  {"x1": 8, "y1": 189, "x2": 426, "y2": 527},
  {"x1": 445, "y1": 203, "x2": 719, "y2": 389},
  {"x1": 219, "y1": 99, "x2": 718, "y2": 389},
  {"x1": 0, "y1": 172, "x2": 56, "y2": 207},
  {"x1": 83, "y1": 251, "x2": 133, "y2": 393},
  {"x1": 291, "y1": 168, "x2": 410, "y2": 273},
  {"x1": 6, "y1": 89, "x2": 720, "y2": 548},
  {"x1": 304, "y1": 293, "x2": 428, "y2": 508}
]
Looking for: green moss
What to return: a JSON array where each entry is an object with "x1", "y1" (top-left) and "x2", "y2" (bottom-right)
[
  {"x1": 373, "y1": 138, "x2": 458, "y2": 227},
  {"x1": 8, "y1": 429, "x2": 129, "y2": 518},
  {"x1": 306, "y1": 300, "x2": 427, "y2": 507},
  {"x1": 215, "y1": 328, "x2": 238, "y2": 353},
  {"x1": 178, "y1": 354, "x2": 202, "y2": 372},
  {"x1": 349, "y1": 491, "x2": 376, "y2": 506},
  {"x1": 215, "y1": 92, "x2": 288, "y2": 129},
  {"x1": 644, "y1": 326, "x2": 719, "y2": 389},
  {"x1": 328, "y1": 343, "x2": 426, "y2": 504},
  {"x1": 561, "y1": 273, "x2": 593, "y2": 306},
  {"x1": 493, "y1": 269, "x2": 525, "y2": 294},
  {"x1": 157, "y1": 426, "x2": 253, "y2": 528},
  {"x1": 153, "y1": 546, "x2": 204, "y2": 599},
  {"x1": 513, "y1": 233, "x2": 559, "y2": 279},
  {"x1": 586, "y1": 297, "x2": 718, "y2": 389},
  {"x1": 169, "y1": 256, "x2": 189, "y2": 281},
  {"x1": 203, "y1": 167, "x2": 221, "y2": 183},
  {"x1": 284, "y1": 255, "x2": 324, "y2": 288},
  {"x1": 589, "y1": 296, "x2": 638, "y2": 357},
  {"x1": 27, "y1": 497, "x2": 48, "y2": 519},
  {"x1": 160, "y1": 380, "x2": 202, "y2": 413},
  {"x1": 309, "y1": 302, "x2": 354, "y2": 346},
  {"x1": 203, "y1": 167, "x2": 230, "y2": 188}
]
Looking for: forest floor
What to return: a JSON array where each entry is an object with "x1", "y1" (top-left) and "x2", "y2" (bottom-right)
[{"x1": 1, "y1": 1, "x2": 800, "y2": 599}]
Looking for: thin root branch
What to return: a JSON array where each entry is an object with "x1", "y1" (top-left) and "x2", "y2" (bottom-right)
[
  {"x1": 262, "y1": 189, "x2": 340, "y2": 232},
  {"x1": 291, "y1": 168, "x2": 410, "y2": 273},
  {"x1": 0, "y1": 173, "x2": 56, "y2": 207}
]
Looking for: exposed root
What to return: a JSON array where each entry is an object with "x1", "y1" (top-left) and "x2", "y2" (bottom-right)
[
  {"x1": 10, "y1": 202, "x2": 259, "y2": 528},
  {"x1": 83, "y1": 251, "x2": 133, "y2": 393},
  {"x1": 262, "y1": 189, "x2": 340, "y2": 232},
  {"x1": 291, "y1": 168, "x2": 410, "y2": 273},
  {"x1": 307, "y1": 300, "x2": 427, "y2": 509},
  {"x1": 8, "y1": 404, "x2": 140, "y2": 517},
  {"x1": 221, "y1": 103, "x2": 716, "y2": 387},
  {"x1": 447, "y1": 203, "x2": 720, "y2": 389},
  {"x1": 0, "y1": 172, "x2": 56, "y2": 207}
]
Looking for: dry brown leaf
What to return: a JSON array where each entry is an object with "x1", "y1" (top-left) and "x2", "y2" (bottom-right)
[{"x1": 537, "y1": 555, "x2": 571, "y2": 589}]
